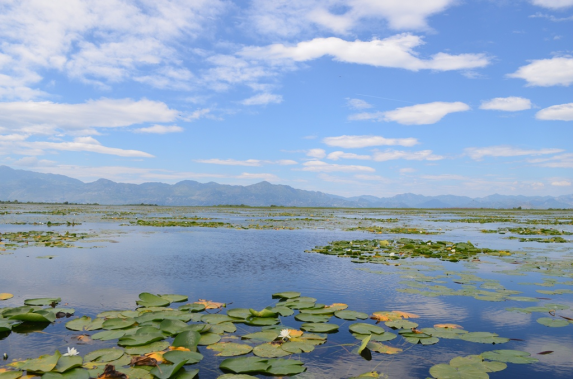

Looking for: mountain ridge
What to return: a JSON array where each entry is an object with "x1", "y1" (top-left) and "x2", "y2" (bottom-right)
[{"x1": 0, "y1": 165, "x2": 571, "y2": 209}]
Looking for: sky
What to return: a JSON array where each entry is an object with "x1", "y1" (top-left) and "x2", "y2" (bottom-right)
[{"x1": 0, "y1": 0, "x2": 572, "y2": 198}]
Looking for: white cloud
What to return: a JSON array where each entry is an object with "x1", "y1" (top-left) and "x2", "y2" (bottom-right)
[
  {"x1": 551, "y1": 180, "x2": 571, "y2": 186},
  {"x1": 301, "y1": 160, "x2": 375, "y2": 172},
  {"x1": 307, "y1": 148, "x2": 327, "y2": 159},
  {"x1": 0, "y1": 0, "x2": 225, "y2": 94},
  {"x1": 323, "y1": 135, "x2": 419, "y2": 148},
  {"x1": 246, "y1": 0, "x2": 458, "y2": 36},
  {"x1": 354, "y1": 174, "x2": 390, "y2": 182},
  {"x1": 0, "y1": 98, "x2": 178, "y2": 133},
  {"x1": 529, "y1": 153, "x2": 573, "y2": 168},
  {"x1": 240, "y1": 93, "x2": 283, "y2": 106},
  {"x1": 240, "y1": 34, "x2": 490, "y2": 72},
  {"x1": 536, "y1": 103, "x2": 573, "y2": 121},
  {"x1": 327, "y1": 151, "x2": 371, "y2": 160},
  {"x1": 276, "y1": 159, "x2": 298, "y2": 165},
  {"x1": 0, "y1": 136, "x2": 153, "y2": 158},
  {"x1": 479, "y1": 97, "x2": 532, "y2": 111},
  {"x1": 372, "y1": 149, "x2": 444, "y2": 161},
  {"x1": 422, "y1": 174, "x2": 467, "y2": 180},
  {"x1": 399, "y1": 168, "x2": 416, "y2": 174},
  {"x1": 13, "y1": 156, "x2": 56, "y2": 167},
  {"x1": 381, "y1": 101, "x2": 470, "y2": 125},
  {"x1": 347, "y1": 98, "x2": 372, "y2": 109},
  {"x1": 134, "y1": 125, "x2": 183, "y2": 134},
  {"x1": 531, "y1": 0, "x2": 573, "y2": 9},
  {"x1": 508, "y1": 57, "x2": 573, "y2": 86},
  {"x1": 465, "y1": 145, "x2": 564, "y2": 160}
]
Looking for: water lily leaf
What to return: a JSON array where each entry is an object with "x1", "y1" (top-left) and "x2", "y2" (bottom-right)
[
  {"x1": 172, "y1": 331, "x2": 201, "y2": 351},
  {"x1": 281, "y1": 341, "x2": 315, "y2": 354},
  {"x1": 349, "y1": 323, "x2": 386, "y2": 335},
  {"x1": 171, "y1": 369, "x2": 198, "y2": 379},
  {"x1": 137, "y1": 293, "x2": 170, "y2": 308},
  {"x1": 117, "y1": 368, "x2": 153, "y2": 379},
  {"x1": 160, "y1": 295, "x2": 188, "y2": 303},
  {"x1": 55, "y1": 356, "x2": 83, "y2": 373},
  {"x1": 357, "y1": 335, "x2": 371, "y2": 355},
  {"x1": 300, "y1": 323, "x2": 339, "y2": 333},
  {"x1": 241, "y1": 331, "x2": 278, "y2": 342},
  {"x1": 46, "y1": 368, "x2": 90, "y2": 379},
  {"x1": 198, "y1": 333, "x2": 221, "y2": 346},
  {"x1": 299, "y1": 307, "x2": 336, "y2": 315},
  {"x1": 162, "y1": 351, "x2": 203, "y2": 365},
  {"x1": 177, "y1": 304, "x2": 205, "y2": 313},
  {"x1": 370, "y1": 311, "x2": 402, "y2": 322},
  {"x1": 0, "y1": 371, "x2": 23, "y2": 379},
  {"x1": 449, "y1": 355, "x2": 506, "y2": 372},
  {"x1": 429, "y1": 363, "x2": 489, "y2": 379},
  {"x1": 480, "y1": 350, "x2": 538, "y2": 364},
  {"x1": 201, "y1": 314, "x2": 233, "y2": 324},
  {"x1": 385, "y1": 320, "x2": 418, "y2": 329},
  {"x1": 294, "y1": 313, "x2": 331, "y2": 323},
  {"x1": 352, "y1": 333, "x2": 397, "y2": 342},
  {"x1": 102, "y1": 318, "x2": 136, "y2": 330},
  {"x1": 0, "y1": 293, "x2": 13, "y2": 301},
  {"x1": 248, "y1": 308, "x2": 278, "y2": 318},
  {"x1": 209, "y1": 322, "x2": 236, "y2": 334},
  {"x1": 334, "y1": 310, "x2": 368, "y2": 320},
  {"x1": 66, "y1": 317, "x2": 104, "y2": 331},
  {"x1": 537, "y1": 317, "x2": 569, "y2": 327},
  {"x1": 160, "y1": 320, "x2": 190, "y2": 336},
  {"x1": 282, "y1": 301, "x2": 316, "y2": 310},
  {"x1": 272, "y1": 292, "x2": 301, "y2": 299},
  {"x1": 420, "y1": 328, "x2": 467, "y2": 339},
  {"x1": 22, "y1": 351, "x2": 61, "y2": 373},
  {"x1": 367, "y1": 342, "x2": 402, "y2": 355},
  {"x1": 265, "y1": 359, "x2": 306, "y2": 375},
  {"x1": 24, "y1": 298, "x2": 60, "y2": 306},
  {"x1": 194, "y1": 300, "x2": 225, "y2": 310},
  {"x1": 150, "y1": 359, "x2": 187, "y2": 379},
  {"x1": 434, "y1": 324, "x2": 463, "y2": 329},
  {"x1": 125, "y1": 341, "x2": 170, "y2": 355},
  {"x1": 290, "y1": 333, "x2": 327, "y2": 346},
  {"x1": 507, "y1": 296, "x2": 538, "y2": 302},
  {"x1": 268, "y1": 306, "x2": 294, "y2": 317},
  {"x1": 253, "y1": 343, "x2": 291, "y2": 358},
  {"x1": 83, "y1": 349, "x2": 124, "y2": 363},
  {"x1": 217, "y1": 375, "x2": 257, "y2": 379},
  {"x1": 226, "y1": 309, "x2": 251, "y2": 320},
  {"x1": 244, "y1": 317, "x2": 279, "y2": 326},
  {"x1": 118, "y1": 333, "x2": 164, "y2": 347},
  {"x1": 207, "y1": 343, "x2": 253, "y2": 357},
  {"x1": 399, "y1": 330, "x2": 439, "y2": 345},
  {"x1": 11, "y1": 310, "x2": 56, "y2": 323},
  {"x1": 219, "y1": 357, "x2": 270, "y2": 374},
  {"x1": 460, "y1": 332, "x2": 509, "y2": 344}
]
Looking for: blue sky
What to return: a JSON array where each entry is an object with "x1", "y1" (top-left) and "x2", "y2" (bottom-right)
[{"x1": 0, "y1": 0, "x2": 572, "y2": 197}]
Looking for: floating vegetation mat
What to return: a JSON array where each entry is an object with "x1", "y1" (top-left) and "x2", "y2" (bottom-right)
[
  {"x1": 0, "y1": 231, "x2": 96, "y2": 251},
  {"x1": 0, "y1": 291, "x2": 546, "y2": 379}
]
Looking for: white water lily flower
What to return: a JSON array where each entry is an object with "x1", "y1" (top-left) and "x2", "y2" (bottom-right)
[
  {"x1": 451, "y1": 249, "x2": 456, "y2": 253},
  {"x1": 279, "y1": 329, "x2": 291, "y2": 340},
  {"x1": 427, "y1": 242, "x2": 431, "y2": 245},
  {"x1": 63, "y1": 347, "x2": 79, "y2": 357},
  {"x1": 389, "y1": 252, "x2": 395, "y2": 257}
]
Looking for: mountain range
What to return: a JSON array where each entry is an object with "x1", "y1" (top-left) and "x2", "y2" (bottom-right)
[{"x1": 1, "y1": 165, "x2": 571, "y2": 209}]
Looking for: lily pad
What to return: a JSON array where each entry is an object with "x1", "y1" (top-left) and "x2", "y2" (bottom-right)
[
  {"x1": 172, "y1": 331, "x2": 201, "y2": 351},
  {"x1": 266, "y1": 359, "x2": 306, "y2": 375},
  {"x1": 460, "y1": 332, "x2": 509, "y2": 344},
  {"x1": 24, "y1": 298, "x2": 61, "y2": 306},
  {"x1": 272, "y1": 292, "x2": 301, "y2": 299},
  {"x1": 219, "y1": 357, "x2": 270, "y2": 374},
  {"x1": 537, "y1": 317, "x2": 570, "y2": 327},
  {"x1": 207, "y1": 343, "x2": 253, "y2": 357},
  {"x1": 21, "y1": 351, "x2": 61, "y2": 373},
  {"x1": 253, "y1": 343, "x2": 291, "y2": 358},
  {"x1": 83, "y1": 348, "x2": 124, "y2": 363},
  {"x1": 54, "y1": 356, "x2": 83, "y2": 373},
  {"x1": 125, "y1": 341, "x2": 170, "y2": 355},
  {"x1": 480, "y1": 350, "x2": 539, "y2": 364},
  {"x1": 241, "y1": 330, "x2": 279, "y2": 342},
  {"x1": 281, "y1": 341, "x2": 316, "y2": 354},
  {"x1": 201, "y1": 314, "x2": 234, "y2": 324},
  {"x1": 198, "y1": 333, "x2": 221, "y2": 346},
  {"x1": 102, "y1": 318, "x2": 136, "y2": 330},
  {"x1": 300, "y1": 323, "x2": 339, "y2": 333},
  {"x1": 334, "y1": 310, "x2": 368, "y2": 320},
  {"x1": 163, "y1": 350, "x2": 203, "y2": 365},
  {"x1": 66, "y1": 316, "x2": 104, "y2": 331},
  {"x1": 160, "y1": 294, "x2": 188, "y2": 303},
  {"x1": 385, "y1": 320, "x2": 418, "y2": 329},
  {"x1": 150, "y1": 359, "x2": 188, "y2": 379},
  {"x1": 294, "y1": 313, "x2": 331, "y2": 323},
  {"x1": 349, "y1": 323, "x2": 386, "y2": 335},
  {"x1": 137, "y1": 293, "x2": 170, "y2": 308},
  {"x1": 0, "y1": 293, "x2": 14, "y2": 301}
]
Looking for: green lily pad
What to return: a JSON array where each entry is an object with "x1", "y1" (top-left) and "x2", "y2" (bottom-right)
[
  {"x1": 537, "y1": 317, "x2": 570, "y2": 327},
  {"x1": 83, "y1": 348, "x2": 124, "y2": 363},
  {"x1": 150, "y1": 359, "x2": 187, "y2": 379},
  {"x1": 207, "y1": 343, "x2": 253, "y2": 357},
  {"x1": 253, "y1": 343, "x2": 291, "y2": 358},
  {"x1": 137, "y1": 293, "x2": 170, "y2": 308},
  {"x1": 118, "y1": 332, "x2": 165, "y2": 347},
  {"x1": 125, "y1": 341, "x2": 170, "y2": 355},
  {"x1": 217, "y1": 375, "x2": 258, "y2": 379},
  {"x1": 334, "y1": 310, "x2": 368, "y2": 320},
  {"x1": 294, "y1": 313, "x2": 331, "y2": 323},
  {"x1": 219, "y1": 357, "x2": 270, "y2": 374},
  {"x1": 201, "y1": 314, "x2": 234, "y2": 324},
  {"x1": 160, "y1": 319, "x2": 190, "y2": 336},
  {"x1": 352, "y1": 332, "x2": 397, "y2": 342},
  {"x1": 0, "y1": 371, "x2": 23, "y2": 379},
  {"x1": 300, "y1": 323, "x2": 339, "y2": 333},
  {"x1": 162, "y1": 351, "x2": 203, "y2": 365},
  {"x1": 241, "y1": 330, "x2": 279, "y2": 342},
  {"x1": 21, "y1": 351, "x2": 61, "y2": 373},
  {"x1": 66, "y1": 316, "x2": 104, "y2": 331},
  {"x1": 102, "y1": 318, "x2": 136, "y2": 330},
  {"x1": 24, "y1": 298, "x2": 61, "y2": 306},
  {"x1": 248, "y1": 308, "x2": 278, "y2": 318},
  {"x1": 244, "y1": 317, "x2": 279, "y2": 326},
  {"x1": 265, "y1": 359, "x2": 306, "y2": 375},
  {"x1": 226, "y1": 308, "x2": 251, "y2": 320},
  {"x1": 160, "y1": 294, "x2": 188, "y2": 303},
  {"x1": 349, "y1": 323, "x2": 386, "y2": 335},
  {"x1": 281, "y1": 341, "x2": 316, "y2": 354},
  {"x1": 43, "y1": 368, "x2": 90, "y2": 379},
  {"x1": 172, "y1": 331, "x2": 201, "y2": 351},
  {"x1": 385, "y1": 320, "x2": 418, "y2": 329},
  {"x1": 429, "y1": 363, "x2": 489, "y2": 379},
  {"x1": 198, "y1": 333, "x2": 221, "y2": 345},
  {"x1": 178, "y1": 303, "x2": 205, "y2": 313},
  {"x1": 480, "y1": 350, "x2": 539, "y2": 364},
  {"x1": 209, "y1": 322, "x2": 237, "y2": 334},
  {"x1": 10, "y1": 310, "x2": 56, "y2": 323},
  {"x1": 272, "y1": 292, "x2": 301, "y2": 299},
  {"x1": 460, "y1": 332, "x2": 509, "y2": 344},
  {"x1": 54, "y1": 356, "x2": 83, "y2": 373}
]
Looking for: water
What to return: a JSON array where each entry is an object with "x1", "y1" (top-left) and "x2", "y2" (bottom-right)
[{"x1": 1, "y1": 206, "x2": 572, "y2": 378}]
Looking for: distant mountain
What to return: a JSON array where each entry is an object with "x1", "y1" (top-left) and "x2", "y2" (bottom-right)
[{"x1": 0, "y1": 165, "x2": 571, "y2": 209}]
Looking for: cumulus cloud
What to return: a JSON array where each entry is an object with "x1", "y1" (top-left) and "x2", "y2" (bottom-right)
[
  {"x1": 551, "y1": 180, "x2": 571, "y2": 186},
  {"x1": 240, "y1": 34, "x2": 490, "y2": 72},
  {"x1": 13, "y1": 156, "x2": 56, "y2": 167},
  {"x1": 372, "y1": 149, "x2": 444, "y2": 161},
  {"x1": 529, "y1": 153, "x2": 573, "y2": 168},
  {"x1": 134, "y1": 125, "x2": 183, "y2": 134},
  {"x1": 0, "y1": 98, "x2": 178, "y2": 133},
  {"x1": 327, "y1": 151, "x2": 371, "y2": 160},
  {"x1": 323, "y1": 135, "x2": 419, "y2": 148},
  {"x1": 306, "y1": 148, "x2": 327, "y2": 159},
  {"x1": 479, "y1": 97, "x2": 532, "y2": 111},
  {"x1": 536, "y1": 103, "x2": 573, "y2": 121},
  {"x1": 194, "y1": 158, "x2": 297, "y2": 166},
  {"x1": 352, "y1": 102, "x2": 469, "y2": 125},
  {"x1": 531, "y1": 0, "x2": 573, "y2": 9},
  {"x1": 399, "y1": 168, "x2": 416, "y2": 174},
  {"x1": 301, "y1": 160, "x2": 375, "y2": 172},
  {"x1": 347, "y1": 98, "x2": 372, "y2": 109},
  {"x1": 465, "y1": 145, "x2": 564, "y2": 160},
  {"x1": 240, "y1": 93, "x2": 283, "y2": 105},
  {"x1": 246, "y1": 0, "x2": 458, "y2": 36},
  {"x1": 508, "y1": 57, "x2": 573, "y2": 86}
]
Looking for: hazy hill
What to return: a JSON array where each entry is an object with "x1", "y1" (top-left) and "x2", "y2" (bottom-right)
[{"x1": 0, "y1": 166, "x2": 571, "y2": 209}]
